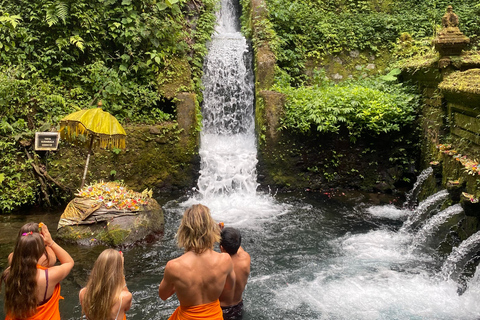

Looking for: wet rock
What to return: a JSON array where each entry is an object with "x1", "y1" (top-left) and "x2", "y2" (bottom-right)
[{"x1": 56, "y1": 197, "x2": 164, "y2": 247}]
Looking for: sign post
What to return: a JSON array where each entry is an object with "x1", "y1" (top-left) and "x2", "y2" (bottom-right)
[{"x1": 35, "y1": 132, "x2": 60, "y2": 151}]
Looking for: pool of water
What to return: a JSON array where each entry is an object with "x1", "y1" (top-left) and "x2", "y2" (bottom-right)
[{"x1": 1, "y1": 190, "x2": 480, "y2": 319}]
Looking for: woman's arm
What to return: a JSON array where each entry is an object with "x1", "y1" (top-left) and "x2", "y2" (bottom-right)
[{"x1": 40, "y1": 223, "x2": 74, "y2": 283}]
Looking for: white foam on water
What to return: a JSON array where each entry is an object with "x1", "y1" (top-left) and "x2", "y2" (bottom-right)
[
  {"x1": 366, "y1": 204, "x2": 409, "y2": 220},
  {"x1": 181, "y1": 192, "x2": 290, "y2": 230},
  {"x1": 274, "y1": 229, "x2": 480, "y2": 319}
]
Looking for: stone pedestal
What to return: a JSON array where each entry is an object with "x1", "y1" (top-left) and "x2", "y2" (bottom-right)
[{"x1": 433, "y1": 27, "x2": 470, "y2": 57}]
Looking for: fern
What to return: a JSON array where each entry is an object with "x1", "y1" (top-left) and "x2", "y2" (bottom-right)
[
  {"x1": 70, "y1": 35, "x2": 85, "y2": 52},
  {"x1": 46, "y1": 94, "x2": 66, "y2": 108},
  {"x1": 56, "y1": 2, "x2": 68, "y2": 24},
  {"x1": 46, "y1": 1, "x2": 68, "y2": 27},
  {"x1": 0, "y1": 14, "x2": 22, "y2": 28}
]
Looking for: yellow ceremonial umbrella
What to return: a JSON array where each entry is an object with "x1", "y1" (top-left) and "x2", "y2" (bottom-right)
[{"x1": 59, "y1": 108, "x2": 127, "y2": 188}]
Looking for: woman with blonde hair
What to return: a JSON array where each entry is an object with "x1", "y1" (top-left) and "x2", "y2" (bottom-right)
[
  {"x1": 79, "y1": 249, "x2": 132, "y2": 320},
  {"x1": 2, "y1": 223, "x2": 74, "y2": 320}
]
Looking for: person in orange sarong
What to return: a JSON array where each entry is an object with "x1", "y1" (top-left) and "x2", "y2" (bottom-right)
[
  {"x1": 2, "y1": 223, "x2": 74, "y2": 320},
  {"x1": 158, "y1": 204, "x2": 235, "y2": 320}
]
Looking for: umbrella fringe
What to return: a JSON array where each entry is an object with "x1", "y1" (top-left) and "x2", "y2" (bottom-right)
[{"x1": 60, "y1": 122, "x2": 126, "y2": 150}]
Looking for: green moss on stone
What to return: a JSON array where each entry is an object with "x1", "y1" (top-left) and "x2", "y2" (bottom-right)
[
  {"x1": 158, "y1": 57, "x2": 194, "y2": 99},
  {"x1": 439, "y1": 69, "x2": 480, "y2": 95},
  {"x1": 397, "y1": 53, "x2": 439, "y2": 72},
  {"x1": 98, "y1": 227, "x2": 131, "y2": 246},
  {"x1": 48, "y1": 122, "x2": 198, "y2": 194}
]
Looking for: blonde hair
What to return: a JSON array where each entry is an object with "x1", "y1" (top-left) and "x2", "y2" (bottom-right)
[
  {"x1": 2, "y1": 232, "x2": 45, "y2": 318},
  {"x1": 177, "y1": 204, "x2": 221, "y2": 253},
  {"x1": 82, "y1": 249, "x2": 125, "y2": 320}
]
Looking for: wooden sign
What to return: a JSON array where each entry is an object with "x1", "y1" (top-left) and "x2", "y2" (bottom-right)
[{"x1": 35, "y1": 132, "x2": 60, "y2": 151}]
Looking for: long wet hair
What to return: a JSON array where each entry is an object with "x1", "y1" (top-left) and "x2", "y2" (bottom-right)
[
  {"x1": 2, "y1": 232, "x2": 45, "y2": 318},
  {"x1": 177, "y1": 204, "x2": 221, "y2": 253},
  {"x1": 82, "y1": 249, "x2": 125, "y2": 320}
]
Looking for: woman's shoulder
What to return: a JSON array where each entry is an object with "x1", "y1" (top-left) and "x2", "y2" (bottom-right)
[
  {"x1": 79, "y1": 287, "x2": 86, "y2": 303},
  {"x1": 121, "y1": 288, "x2": 132, "y2": 301},
  {"x1": 120, "y1": 288, "x2": 132, "y2": 311}
]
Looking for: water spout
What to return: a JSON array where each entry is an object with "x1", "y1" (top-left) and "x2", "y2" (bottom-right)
[
  {"x1": 441, "y1": 230, "x2": 480, "y2": 281},
  {"x1": 401, "y1": 189, "x2": 449, "y2": 231},
  {"x1": 411, "y1": 204, "x2": 464, "y2": 249},
  {"x1": 403, "y1": 167, "x2": 433, "y2": 209}
]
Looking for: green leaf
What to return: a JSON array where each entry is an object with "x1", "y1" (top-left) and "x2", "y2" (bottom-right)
[{"x1": 156, "y1": 3, "x2": 168, "y2": 10}]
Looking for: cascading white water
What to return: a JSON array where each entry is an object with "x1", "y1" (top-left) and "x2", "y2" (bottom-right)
[
  {"x1": 197, "y1": 0, "x2": 257, "y2": 199},
  {"x1": 412, "y1": 203, "x2": 464, "y2": 248},
  {"x1": 403, "y1": 167, "x2": 433, "y2": 208},
  {"x1": 401, "y1": 189, "x2": 449, "y2": 231},
  {"x1": 441, "y1": 230, "x2": 480, "y2": 281},
  {"x1": 183, "y1": 0, "x2": 286, "y2": 228}
]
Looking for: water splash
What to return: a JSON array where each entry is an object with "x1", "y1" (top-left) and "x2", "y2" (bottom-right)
[
  {"x1": 412, "y1": 204, "x2": 464, "y2": 248},
  {"x1": 401, "y1": 189, "x2": 449, "y2": 231},
  {"x1": 403, "y1": 167, "x2": 433, "y2": 209},
  {"x1": 366, "y1": 204, "x2": 409, "y2": 220},
  {"x1": 441, "y1": 230, "x2": 480, "y2": 281}
]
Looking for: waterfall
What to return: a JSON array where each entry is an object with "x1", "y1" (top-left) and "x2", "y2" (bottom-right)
[
  {"x1": 401, "y1": 189, "x2": 449, "y2": 231},
  {"x1": 197, "y1": 0, "x2": 257, "y2": 199},
  {"x1": 411, "y1": 204, "x2": 464, "y2": 248},
  {"x1": 441, "y1": 230, "x2": 480, "y2": 281},
  {"x1": 403, "y1": 167, "x2": 433, "y2": 208}
]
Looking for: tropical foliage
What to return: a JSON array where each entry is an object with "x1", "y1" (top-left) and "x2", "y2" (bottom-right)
[
  {"x1": 264, "y1": 0, "x2": 480, "y2": 82},
  {"x1": 0, "y1": 0, "x2": 218, "y2": 212},
  {"x1": 274, "y1": 69, "x2": 420, "y2": 140}
]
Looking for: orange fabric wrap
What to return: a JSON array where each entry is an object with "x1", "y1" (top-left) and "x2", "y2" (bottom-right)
[
  {"x1": 168, "y1": 300, "x2": 223, "y2": 320},
  {"x1": 5, "y1": 266, "x2": 64, "y2": 320}
]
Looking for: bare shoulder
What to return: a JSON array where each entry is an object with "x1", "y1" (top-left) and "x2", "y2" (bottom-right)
[
  {"x1": 238, "y1": 248, "x2": 251, "y2": 261},
  {"x1": 164, "y1": 256, "x2": 186, "y2": 277},
  {"x1": 220, "y1": 252, "x2": 234, "y2": 271},
  {"x1": 121, "y1": 289, "x2": 132, "y2": 303},
  {"x1": 79, "y1": 287, "x2": 86, "y2": 303},
  {"x1": 220, "y1": 251, "x2": 233, "y2": 263}
]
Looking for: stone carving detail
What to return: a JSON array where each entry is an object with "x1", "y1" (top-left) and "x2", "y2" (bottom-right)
[
  {"x1": 433, "y1": 5, "x2": 470, "y2": 57},
  {"x1": 441, "y1": 5, "x2": 459, "y2": 28}
]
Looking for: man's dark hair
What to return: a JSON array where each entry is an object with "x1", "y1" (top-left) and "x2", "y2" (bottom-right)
[{"x1": 220, "y1": 227, "x2": 241, "y2": 255}]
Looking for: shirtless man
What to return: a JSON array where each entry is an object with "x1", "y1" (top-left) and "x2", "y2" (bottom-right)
[
  {"x1": 159, "y1": 204, "x2": 235, "y2": 320},
  {"x1": 218, "y1": 227, "x2": 251, "y2": 320}
]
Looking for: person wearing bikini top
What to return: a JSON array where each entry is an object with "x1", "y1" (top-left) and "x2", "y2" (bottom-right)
[{"x1": 2, "y1": 223, "x2": 74, "y2": 320}]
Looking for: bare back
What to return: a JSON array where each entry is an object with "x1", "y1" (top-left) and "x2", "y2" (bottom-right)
[
  {"x1": 159, "y1": 249, "x2": 234, "y2": 307},
  {"x1": 220, "y1": 247, "x2": 251, "y2": 307}
]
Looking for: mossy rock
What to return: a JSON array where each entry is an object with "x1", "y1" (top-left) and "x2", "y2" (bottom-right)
[
  {"x1": 439, "y1": 69, "x2": 480, "y2": 96},
  {"x1": 56, "y1": 198, "x2": 164, "y2": 247}
]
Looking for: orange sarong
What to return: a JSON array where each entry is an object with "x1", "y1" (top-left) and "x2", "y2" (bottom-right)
[
  {"x1": 5, "y1": 266, "x2": 64, "y2": 320},
  {"x1": 168, "y1": 300, "x2": 223, "y2": 320}
]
